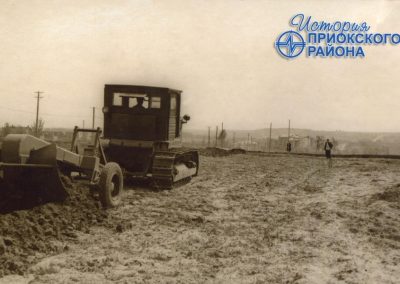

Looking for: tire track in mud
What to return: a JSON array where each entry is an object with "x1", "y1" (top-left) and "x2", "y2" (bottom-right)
[
  {"x1": 294, "y1": 159, "x2": 400, "y2": 284},
  {"x1": 2, "y1": 155, "x2": 399, "y2": 284},
  {"x1": 198, "y1": 155, "x2": 330, "y2": 283},
  {"x1": 290, "y1": 166, "x2": 364, "y2": 284}
]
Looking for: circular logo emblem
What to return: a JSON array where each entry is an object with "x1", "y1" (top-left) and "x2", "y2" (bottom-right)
[{"x1": 275, "y1": 31, "x2": 306, "y2": 59}]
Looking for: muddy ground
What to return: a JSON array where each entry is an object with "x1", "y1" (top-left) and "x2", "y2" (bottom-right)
[{"x1": 0, "y1": 154, "x2": 399, "y2": 283}]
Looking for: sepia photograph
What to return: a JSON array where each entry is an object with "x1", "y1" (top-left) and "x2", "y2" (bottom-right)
[{"x1": 0, "y1": 0, "x2": 399, "y2": 283}]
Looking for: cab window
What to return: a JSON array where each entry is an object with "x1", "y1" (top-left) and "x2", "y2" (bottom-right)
[
  {"x1": 113, "y1": 92, "x2": 149, "y2": 109},
  {"x1": 170, "y1": 95, "x2": 177, "y2": 110},
  {"x1": 113, "y1": 93, "x2": 123, "y2": 106},
  {"x1": 129, "y1": 97, "x2": 149, "y2": 109},
  {"x1": 149, "y1": 96, "x2": 161, "y2": 109}
]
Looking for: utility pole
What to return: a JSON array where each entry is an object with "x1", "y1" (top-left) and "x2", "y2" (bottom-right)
[
  {"x1": 92, "y1": 107, "x2": 95, "y2": 129},
  {"x1": 34, "y1": 91, "x2": 44, "y2": 137},
  {"x1": 232, "y1": 132, "x2": 235, "y2": 148},
  {"x1": 221, "y1": 122, "x2": 224, "y2": 147},
  {"x1": 208, "y1": 127, "x2": 211, "y2": 147},
  {"x1": 82, "y1": 120, "x2": 85, "y2": 128},
  {"x1": 288, "y1": 119, "x2": 291, "y2": 142},
  {"x1": 269, "y1": 122, "x2": 272, "y2": 153},
  {"x1": 247, "y1": 133, "x2": 250, "y2": 151},
  {"x1": 215, "y1": 126, "x2": 218, "y2": 147},
  {"x1": 264, "y1": 124, "x2": 268, "y2": 152}
]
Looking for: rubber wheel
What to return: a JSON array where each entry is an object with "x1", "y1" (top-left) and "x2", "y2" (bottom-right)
[{"x1": 98, "y1": 162, "x2": 123, "y2": 208}]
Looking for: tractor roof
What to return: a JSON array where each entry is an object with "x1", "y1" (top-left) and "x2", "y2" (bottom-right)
[{"x1": 105, "y1": 84, "x2": 182, "y2": 95}]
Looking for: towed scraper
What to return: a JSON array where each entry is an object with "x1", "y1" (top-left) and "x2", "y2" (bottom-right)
[{"x1": 0, "y1": 127, "x2": 122, "y2": 208}]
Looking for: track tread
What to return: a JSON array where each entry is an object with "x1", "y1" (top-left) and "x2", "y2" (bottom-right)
[{"x1": 151, "y1": 149, "x2": 198, "y2": 190}]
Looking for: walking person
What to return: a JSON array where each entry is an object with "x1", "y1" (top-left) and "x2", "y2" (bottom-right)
[
  {"x1": 324, "y1": 139, "x2": 334, "y2": 168},
  {"x1": 286, "y1": 141, "x2": 292, "y2": 153}
]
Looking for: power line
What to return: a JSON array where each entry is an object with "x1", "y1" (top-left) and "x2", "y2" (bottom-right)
[
  {"x1": 0, "y1": 106, "x2": 99, "y2": 119},
  {"x1": 0, "y1": 103, "x2": 105, "y2": 129},
  {"x1": 0, "y1": 106, "x2": 35, "y2": 114}
]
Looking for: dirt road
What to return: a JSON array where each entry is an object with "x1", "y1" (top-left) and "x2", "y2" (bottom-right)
[{"x1": 1, "y1": 154, "x2": 399, "y2": 283}]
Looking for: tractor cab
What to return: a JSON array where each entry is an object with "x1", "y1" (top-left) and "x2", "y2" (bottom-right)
[
  {"x1": 102, "y1": 85, "x2": 197, "y2": 178},
  {"x1": 103, "y1": 85, "x2": 186, "y2": 143}
]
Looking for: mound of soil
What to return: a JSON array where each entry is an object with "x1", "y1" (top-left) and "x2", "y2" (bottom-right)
[
  {"x1": 370, "y1": 184, "x2": 400, "y2": 203},
  {"x1": 0, "y1": 181, "x2": 107, "y2": 277},
  {"x1": 199, "y1": 147, "x2": 246, "y2": 157}
]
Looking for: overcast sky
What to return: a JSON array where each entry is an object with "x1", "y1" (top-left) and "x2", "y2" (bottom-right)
[{"x1": 0, "y1": 0, "x2": 399, "y2": 132}]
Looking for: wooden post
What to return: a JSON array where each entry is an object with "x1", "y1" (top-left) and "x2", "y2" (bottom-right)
[
  {"x1": 92, "y1": 107, "x2": 95, "y2": 129},
  {"x1": 216, "y1": 126, "x2": 218, "y2": 147},
  {"x1": 34, "y1": 91, "x2": 44, "y2": 137},
  {"x1": 208, "y1": 127, "x2": 211, "y2": 147},
  {"x1": 264, "y1": 124, "x2": 268, "y2": 152},
  {"x1": 221, "y1": 122, "x2": 224, "y2": 147},
  {"x1": 269, "y1": 122, "x2": 272, "y2": 153}
]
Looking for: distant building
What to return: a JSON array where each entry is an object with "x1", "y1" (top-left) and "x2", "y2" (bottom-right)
[
  {"x1": 1, "y1": 125, "x2": 30, "y2": 136},
  {"x1": 278, "y1": 134, "x2": 313, "y2": 152}
]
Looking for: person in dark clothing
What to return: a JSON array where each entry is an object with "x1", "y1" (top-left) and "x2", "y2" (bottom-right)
[
  {"x1": 286, "y1": 141, "x2": 292, "y2": 153},
  {"x1": 324, "y1": 139, "x2": 334, "y2": 168},
  {"x1": 132, "y1": 97, "x2": 146, "y2": 111}
]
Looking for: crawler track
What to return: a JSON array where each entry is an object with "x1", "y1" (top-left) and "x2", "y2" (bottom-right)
[{"x1": 151, "y1": 149, "x2": 199, "y2": 189}]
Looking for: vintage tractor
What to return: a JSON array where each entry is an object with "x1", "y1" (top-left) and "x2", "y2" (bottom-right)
[{"x1": 0, "y1": 85, "x2": 199, "y2": 208}]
